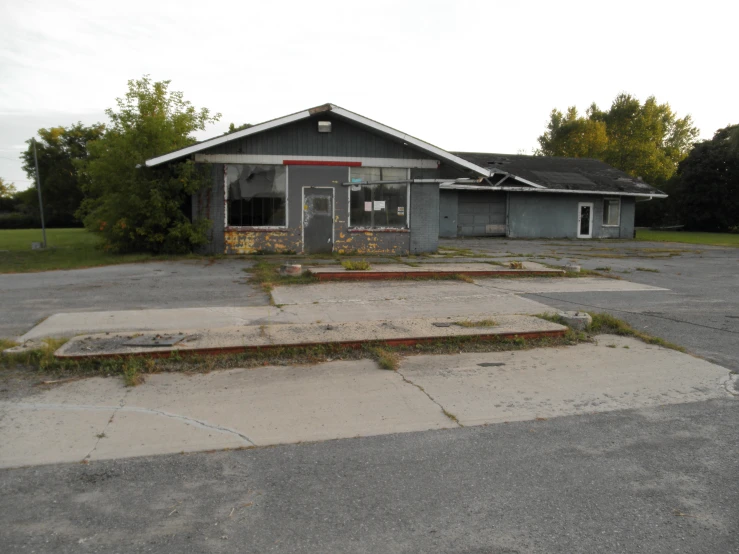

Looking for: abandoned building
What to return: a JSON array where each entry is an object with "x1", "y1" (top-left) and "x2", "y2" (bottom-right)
[{"x1": 145, "y1": 104, "x2": 667, "y2": 255}]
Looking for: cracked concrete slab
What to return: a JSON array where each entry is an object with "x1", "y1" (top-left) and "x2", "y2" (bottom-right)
[
  {"x1": 20, "y1": 285, "x2": 556, "y2": 340},
  {"x1": 0, "y1": 360, "x2": 453, "y2": 468},
  {"x1": 1, "y1": 336, "x2": 733, "y2": 468},
  {"x1": 398, "y1": 334, "x2": 731, "y2": 426}
]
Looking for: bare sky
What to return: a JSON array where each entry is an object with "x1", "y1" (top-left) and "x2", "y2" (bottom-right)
[{"x1": 1, "y1": 0, "x2": 737, "y2": 190}]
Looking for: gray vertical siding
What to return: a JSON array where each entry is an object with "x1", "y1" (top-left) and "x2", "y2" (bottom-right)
[
  {"x1": 507, "y1": 192, "x2": 636, "y2": 239},
  {"x1": 201, "y1": 114, "x2": 438, "y2": 161},
  {"x1": 410, "y1": 184, "x2": 439, "y2": 254}
]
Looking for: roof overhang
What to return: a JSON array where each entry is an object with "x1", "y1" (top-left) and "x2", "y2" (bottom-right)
[
  {"x1": 439, "y1": 183, "x2": 667, "y2": 198},
  {"x1": 145, "y1": 103, "x2": 492, "y2": 176}
]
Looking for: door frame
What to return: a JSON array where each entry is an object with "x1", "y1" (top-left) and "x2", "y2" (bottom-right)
[
  {"x1": 301, "y1": 186, "x2": 335, "y2": 254},
  {"x1": 577, "y1": 202, "x2": 594, "y2": 238}
]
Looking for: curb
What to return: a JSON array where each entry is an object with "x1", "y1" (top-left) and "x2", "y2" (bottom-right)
[{"x1": 55, "y1": 329, "x2": 567, "y2": 361}]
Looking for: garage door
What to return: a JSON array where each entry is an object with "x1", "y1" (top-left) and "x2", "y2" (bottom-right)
[{"x1": 457, "y1": 191, "x2": 506, "y2": 236}]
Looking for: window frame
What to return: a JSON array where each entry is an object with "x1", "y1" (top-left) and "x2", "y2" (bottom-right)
[
  {"x1": 347, "y1": 168, "x2": 410, "y2": 230},
  {"x1": 224, "y1": 164, "x2": 289, "y2": 230},
  {"x1": 602, "y1": 197, "x2": 621, "y2": 227}
]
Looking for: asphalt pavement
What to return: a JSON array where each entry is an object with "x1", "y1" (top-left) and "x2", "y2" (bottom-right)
[
  {"x1": 1, "y1": 237, "x2": 738, "y2": 553},
  {"x1": 1, "y1": 398, "x2": 737, "y2": 553}
]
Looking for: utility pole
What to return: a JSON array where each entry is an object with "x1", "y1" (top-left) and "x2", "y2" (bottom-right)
[{"x1": 32, "y1": 138, "x2": 47, "y2": 249}]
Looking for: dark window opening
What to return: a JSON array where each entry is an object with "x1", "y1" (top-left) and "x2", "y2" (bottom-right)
[{"x1": 226, "y1": 164, "x2": 286, "y2": 227}]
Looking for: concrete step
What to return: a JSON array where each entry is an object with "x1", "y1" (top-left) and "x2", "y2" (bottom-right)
[
  {"x1": 54, "y1": 315, "x2": 567, "y2": 360},
  {"x1": 307, "y1": 262, "x2": 564, "y2": 281}
]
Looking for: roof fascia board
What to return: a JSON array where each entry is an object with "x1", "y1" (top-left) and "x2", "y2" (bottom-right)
[
  {"x1": 193, "y1": 153, "x2": 439, "y2": 168},
  {"x1": 145, "y1": 109, "x2": 312, "y2": 167},
  {"x1": 439, "y1": 184, "x2": 666, "y2": 198},
  {"x1": 329, "y1": 105, "x2": 491, "y2": 177}
]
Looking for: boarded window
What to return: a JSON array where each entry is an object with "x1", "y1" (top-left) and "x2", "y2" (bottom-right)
[
  {"x1": 603, "y1": 198, "x2": 621, "y2": 226},
  {"x1": 227, "y1": 165, "x2": 286, "y2": 227},
  {"x1": 349, "y1": 168, "x2": 408, "y2": 228}
]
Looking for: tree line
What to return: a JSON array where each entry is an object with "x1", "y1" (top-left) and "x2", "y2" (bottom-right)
[
  {"x1": 1, "y1": 81, "x2": 737, "y2": 254},
  {"x1": 538, "y1": 94, "x2": 738, "y2": 232}
]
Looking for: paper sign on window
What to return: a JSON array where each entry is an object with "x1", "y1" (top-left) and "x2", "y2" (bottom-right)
[
  {"x1": 397, "y1": 207, "x2": 404, "y2": 216},
  {"x1": 374, "y1": 200, "x2": 386, "y2": 210},
  {"x1": 364, "y1": 201, "x2": 372, "y2": 212}
]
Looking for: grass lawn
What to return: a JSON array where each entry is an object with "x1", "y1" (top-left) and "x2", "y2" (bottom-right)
[
  {"x1": 636, "y1": 229, "x2": 739, "y2": 247},
  {"x1": 0, "y1": 228, "x2": 179, "y2": 273}
]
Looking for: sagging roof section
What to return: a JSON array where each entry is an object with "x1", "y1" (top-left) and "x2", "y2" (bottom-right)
[
  {"x1": 145, "y1": 103, "x2": 492, "y2": 176},
  {"x1": 451, "y1": 152, "x2": 667, "y2": 198}
]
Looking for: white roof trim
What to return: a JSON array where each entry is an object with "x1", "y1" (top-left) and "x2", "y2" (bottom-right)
[
  {"x1": 145, "y1": 103, "x2": 492, "y2": 176},
  {"x1": 439, "y1": 183, "x2": 666, "y2": 198},
  {"x1": 145, "y1": 109, "x2": 312, "y2": 167},
  {"x1": 328, "y1": 105, "x2": 490, "y2": 176}
]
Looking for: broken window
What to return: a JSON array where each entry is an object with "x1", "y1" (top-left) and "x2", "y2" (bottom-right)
[
  {"x1": 602, "y1": 198, "x2": 621, "y2": 226},
  {"x1": 349, "y1": 167, "x2": 408, "y2": 228},
  {"x1": 227, "y1": 165, "x2": 286, "y2": 227}
]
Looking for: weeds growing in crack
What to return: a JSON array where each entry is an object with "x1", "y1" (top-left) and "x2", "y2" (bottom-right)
[
  {"x1": 455, "y1": 319, "x2": 498, "y2": 328},
  {"x1": 370, "y1": 347, "x2": 400, "y2": 371},
  {"x1": 1, "y1": 333, "x2": 581, "y2": 385},
  {"x1": 536, "y1": 312, "x2": 686, "y2": 352},
  {"x1": 341, "y1": 260, "x2": 371, "y2": 271}
]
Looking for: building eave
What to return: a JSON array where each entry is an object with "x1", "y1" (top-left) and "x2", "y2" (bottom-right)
[
  {"x1": 439, "y1": 184, "x2": 667, "y2": 198},
  {"x1": 145, "y1": 103, "x2": 492, "y2": 177}
]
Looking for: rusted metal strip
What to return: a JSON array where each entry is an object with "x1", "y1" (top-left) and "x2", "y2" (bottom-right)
[
  {"x1": 313, "y1": 270, "x2": 564, "y2": 281},
  {"x1": 283, "y1": 160, "x2": 362, "y2": 166}
]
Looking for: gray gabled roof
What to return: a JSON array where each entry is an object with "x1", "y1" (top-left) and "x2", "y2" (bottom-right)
[
  {"x1": 145, "y1": 104, "x2": 491, "y2": 176},
  {"x1": 451, "y1": 152, "x2": 667, "y2": 197}
]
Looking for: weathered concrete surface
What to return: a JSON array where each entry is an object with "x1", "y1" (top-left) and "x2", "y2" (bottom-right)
[
  {"x1": 0, "y1": 336, "x2": 732, "y2": 469},
  {"x1": 0, "y1": 360, "x2": 452, "y2": 468},
  {"x1": 475, "y1": 276, "x2": 668, "y2": 293},
  {"x1": 307, "y1": 261, "x2": 561, "y2": 278},
  {"x1": 21, "y1": 281, "x2": 558, "y2": 340},
  {"x1": 20, "y1": 306, "x2": 278, "y2": 341},
  {"x1": 18, "y1": 276, "x2": 667, "y2": 341},
  {"x1": 399, "y1": 334, "x2": 732, "y2": 426},
  {"x1": 55, "y1": 315, "x2": 566, "y2": 358}
]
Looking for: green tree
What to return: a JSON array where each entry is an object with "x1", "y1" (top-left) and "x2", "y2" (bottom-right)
[
  {"x1": 0, "y1": 177, "x2": 16, "y2": 198},
  {"x1": 672, "y1": 124, "x2": 739, "y2": 232},
  {"x1": 538, "y1": 94, "x2": 698, "y2": 187},
  {"x1": 537, "y1": 94, "x2": 699, "y2": 226},
  {"x1": 538, "y1": 105, "x2": 608, "y2": 159},
  {"x1": 224, "y1": 122, "x2": 252, "y2": 134},
  {"x1": 79, "y1": 76, "x2": 221, "y2": 253},
  {"x1": 20, "y1": 123, "x2": 105, "y2": 227}
]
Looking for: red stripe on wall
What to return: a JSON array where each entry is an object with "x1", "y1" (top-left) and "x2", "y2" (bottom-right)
[{"x1": 283, "y1": 160, "x2": 362, "y2": 167}]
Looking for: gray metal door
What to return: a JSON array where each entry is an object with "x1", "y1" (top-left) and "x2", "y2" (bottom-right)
[
  {"x1": 303, "y1": 187, "x2": 334, "y2": 254},
  {"x1": 439, "y1": 190, "x2": 458, "y2": 237},
  {"x1": 457, "y1": 191, "x2": 506, "y2": 236}
]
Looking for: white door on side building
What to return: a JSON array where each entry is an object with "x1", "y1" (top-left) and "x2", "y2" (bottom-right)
[{"x1": 577, "y1": 202, "x2": 593, "y2": 238}]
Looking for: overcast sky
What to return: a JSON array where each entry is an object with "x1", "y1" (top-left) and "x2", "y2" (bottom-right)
[{"x1": 1, "y1": 0, "x2": 737, "y2": 190}]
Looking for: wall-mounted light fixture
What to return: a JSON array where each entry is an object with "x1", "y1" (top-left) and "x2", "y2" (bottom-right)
[{"x1": 318, "y1": 121, "x2": 332, "y2": 133}]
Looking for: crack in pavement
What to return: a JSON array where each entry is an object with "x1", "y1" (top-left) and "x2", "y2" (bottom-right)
[
  {"x1": 723, "y1": 374, "x2": 739, "y2": 397},
  {"x1": 5, "y1": 401, "x2": 256, "y2": 446},
  {"x1": 395, "y1": 369, "x2": 463, "y2": 428},
  {"x1": 84, "y1": 398, "x2": 125, "y2": 461}
]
